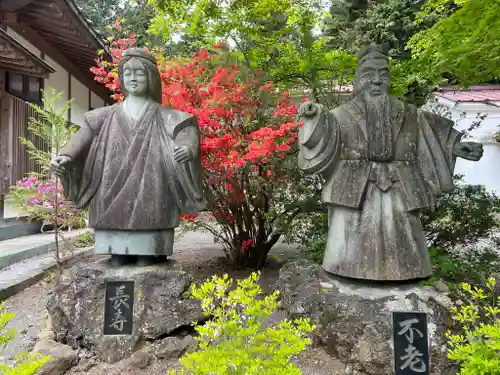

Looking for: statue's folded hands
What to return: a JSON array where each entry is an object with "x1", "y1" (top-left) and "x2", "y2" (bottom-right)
[{"x1": 173, "y1": 145, "x2": 193, "y2": 163}]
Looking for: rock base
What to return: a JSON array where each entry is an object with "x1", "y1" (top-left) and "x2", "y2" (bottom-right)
[
  {"x1": 274, "y1": 260, "x2": 458, "y2": 375},
  {"x1": 33, "y1": 339, "x2": 78, "y2": 375},
  {"x1": 46, "y1": 259, "x2": 204, "y2": 364}
]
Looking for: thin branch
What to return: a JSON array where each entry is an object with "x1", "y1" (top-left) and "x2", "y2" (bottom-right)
[
  {"x1": 188, "y1": 218, "x2": 233, "y2": 250},
  {"x1": 54, "y1": 176, "x2": 61, "y2": 273}
]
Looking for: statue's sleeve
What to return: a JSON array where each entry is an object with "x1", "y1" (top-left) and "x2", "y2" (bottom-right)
[
  {"x1": 161, "y1": 114, "x2": 206, "y2": 214},
  {"x1": 59, "y1": 107, "x2": 113, "y2": 207},
  {"x1": 297, "y1": 105, "x2": 339, "y2": 177},
  {"x1": 59, "y1": 123, "x2": 92, "y2": 206},
  {"x1": 417, "y1": 110, "x2": 463, "y2": 196}
]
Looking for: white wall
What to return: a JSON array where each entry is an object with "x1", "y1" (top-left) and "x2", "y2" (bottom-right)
[
  {"x1": 435, "y1": 96, "x2": 500, "y2": 193},
  {"x1": 91, "y1": 91, "x2": 104, "y2": 109},
  {"x1": 5, "y1": 26, "x2": 106, "y2": 127},
  {"x1": 45, "y1": 56, "x2": 69, "y2": 121},
  {"x1": 71, "y1": 76, "x2": 89, "y2": 126}
]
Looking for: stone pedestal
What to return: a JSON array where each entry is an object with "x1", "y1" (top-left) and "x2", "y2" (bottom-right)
[
  {"x1": 94, "y1": 229, "x2": 175, "y2": 256},
  {"x1": 46, "y1": 259, "x2": 204, "y2": 364},
  {"x1": 274, "y1": 260, "x2": 457, "y2": 375}
]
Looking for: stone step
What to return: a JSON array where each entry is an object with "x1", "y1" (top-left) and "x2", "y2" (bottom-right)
[
  {"x1": 0, "y1": 232, "x2": 57, "y2": 270},
  {"x1": 0, "y1": 229, "x2": 91, "y2": 271},
  {"x1": 1, "y1": 199, "x2": 41, "y2": 241},
  {"x1": 0, "y1": 246, "x2": 95, "y2": 301},
  {"x1": 0, "y1": 217, "x2": 42, "y2": 241}
]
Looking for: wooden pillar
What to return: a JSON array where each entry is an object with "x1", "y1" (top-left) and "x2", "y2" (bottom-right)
[
  {"x1": 0, "y1": 70, "x2": 5, "y2": 224},
  {"x1": 67, "y1": 73, "x2": 72, "y2": 123},
  {"x1": 0, "y1": 94, "x2": 4, "y2": 223},
  {"x1": 0, "y1": 194, "x2": 4, "y2": 224}
]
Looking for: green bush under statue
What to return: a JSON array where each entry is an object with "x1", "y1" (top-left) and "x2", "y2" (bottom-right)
[{"x1": 169, "y1": 272, "x2": 315, "y2": 375}]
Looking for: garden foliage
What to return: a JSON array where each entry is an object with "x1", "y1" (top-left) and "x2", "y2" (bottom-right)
[
  {"x1": 8, "y1": 89, "x2": 86, "y2": 230},
  {"x1": 446, "y1": 277, "x2": 500, "y2": 375},
  {"x1": 408, "y1": 0, "x2": 500, "y2": 87},
  {"x1": 426, "y1": 245, "x2": 500, "y2": 286},
  {"x1": 148, "y1": 0, "x2": 358, "y2": 108},
  {"x1": 421, "y1": 177, "x2": 500, "y2": 250},
  {"x1": 10, "y1": 176, "x2": 86, "y2": 230},
  {"x1": 0, "y1": 302, "x2": 50, "y2": 375},
  {"x1": 169, "y1": 272, "x2": 315, "y2": 375}
]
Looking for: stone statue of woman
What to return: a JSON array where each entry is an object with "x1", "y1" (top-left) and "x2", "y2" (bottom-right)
[{"x1": 50, "y1": 48, "x2": 205, "y2": 267}]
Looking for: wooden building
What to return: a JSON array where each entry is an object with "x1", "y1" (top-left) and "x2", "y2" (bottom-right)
[{"x1": 0, "y1": 0, "x2": 112, "y2": 217}]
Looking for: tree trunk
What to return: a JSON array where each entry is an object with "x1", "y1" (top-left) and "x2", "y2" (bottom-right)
[{"x1": 231, "y1": 243, "x2": 272, "y2": 269}]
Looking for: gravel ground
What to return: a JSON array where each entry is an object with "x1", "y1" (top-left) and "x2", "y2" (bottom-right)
[
  {"x1": 65, "y1": 347, "x2": 342, "y2": 375},
  {"x1": 0, "y1": 255, "x2": 97, "y2": 363},
  {"x1": 0, "y1": 229, "x2": 333, "y2": 374},
  {"x1": 0, "y1": 278, "x2": 52, "y2": 362}
]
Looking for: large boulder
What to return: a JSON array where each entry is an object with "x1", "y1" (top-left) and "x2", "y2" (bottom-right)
[
  {"x1": 47, "y1": 259, "x2": 204, "y2": 364},
  {"x1": 154, "y1": 335, "x2": 197, "y2": 359},
  {"x1": 274, "y1": 260, "x2": 457, "y2": 375},
  {"x1": 32, "y1": 339, "x2": 78, "y2": 375}
]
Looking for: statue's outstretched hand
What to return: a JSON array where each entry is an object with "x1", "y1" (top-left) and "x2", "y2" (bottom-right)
[
  {"x1": 173, "y1": 146, "x2": 192, "y2": 163},
  {"x1": 298, "y1": 102, "x2": 321, "y2": 119},
  {"x1": 453, "y1": 141, "x2": 484, "y2": 161},
  {"x1": 50, "y1": 155, "x2": 72, "y2": 177}
]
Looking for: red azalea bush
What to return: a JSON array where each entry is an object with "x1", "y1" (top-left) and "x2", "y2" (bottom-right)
[{"x1": 92, "y1": 38, "x2": 308, "y2": 268}]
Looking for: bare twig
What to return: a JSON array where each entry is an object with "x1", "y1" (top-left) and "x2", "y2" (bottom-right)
[{"x1": 54, "y1": 175, "x2": 61, "y2": 272}]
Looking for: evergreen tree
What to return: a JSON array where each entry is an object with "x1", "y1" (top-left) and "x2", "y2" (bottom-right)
[{"x1": 73, "y1": 0, "x2": 159, "y2": 47}]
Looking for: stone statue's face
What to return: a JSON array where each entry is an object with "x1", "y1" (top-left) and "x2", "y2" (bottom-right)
[
  {"x1": 122, "y1": 58, "x2": 148, "y2": 97},
  {"x1": 356, "y1": 59, "x2": 389, "y2": 97}
]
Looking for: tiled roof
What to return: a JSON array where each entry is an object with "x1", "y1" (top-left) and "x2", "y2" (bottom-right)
[{"x1": 436, "y1": 85, "x2": 500, "y2": 103}]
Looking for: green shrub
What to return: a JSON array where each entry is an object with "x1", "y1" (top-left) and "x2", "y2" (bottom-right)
[
  {"x1": 424, "y1": 245, "x2": 500, "y2": 286},
  {"x1": 0, "y1": 301, "x2": 50, "y2": 374},
  {"x1": 75, "y1": 231, "x2": 95, "y2": 248},
  {"x1": 446, "y1": 278, "x2": 500, "y2": 375},
  {"x1": 169, "y1": 272, "x2": 315, "y2": 375},
  {"x1": 421, "y1": 177, "x2": 500, "y2": 251},
  {"x1": 287, "y1": 212, "x2": 328, "y2": 264}
]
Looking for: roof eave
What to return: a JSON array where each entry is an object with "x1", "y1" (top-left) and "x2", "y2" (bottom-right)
[
  {"x1": 63, "y1": 0, "x2": 112, "y2": 62},
  {"x1": 0, "y1": 28, "x2": 55, "y2": 78}
]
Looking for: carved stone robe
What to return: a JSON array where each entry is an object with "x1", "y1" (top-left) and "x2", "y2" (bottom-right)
[
  {"x1": 298, "y1": 97, "x2": 462, "y2": 281},
  {"x1": 60, "y1": 101, "x2": 205, "y2": 235}
]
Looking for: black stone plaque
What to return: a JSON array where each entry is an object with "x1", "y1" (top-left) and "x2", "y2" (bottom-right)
[
  {"x1": 103, "y1": 280, "x2": 135, "y2": 335},
  {"x1": 392, "y1": 311, "x2": 429, "y2": 375}
]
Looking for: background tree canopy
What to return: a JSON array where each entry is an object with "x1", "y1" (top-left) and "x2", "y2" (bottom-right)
[
  {"x1": 408, "y1": 0, "x2": 500, "y2": 87},
  {"x1": 75, "y1": 0, "x2": 500, "y2": 106},
  {"x1": 74, "y1": 0, "x2": 159, "y2": 46},
  {"x1": 148, "y1": 0, "x2": 358, "y2": 107}
]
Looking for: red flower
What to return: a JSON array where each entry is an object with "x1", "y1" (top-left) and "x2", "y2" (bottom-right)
[{"x1": 241, "y1": 239, "x2": 254, "y2": 253}]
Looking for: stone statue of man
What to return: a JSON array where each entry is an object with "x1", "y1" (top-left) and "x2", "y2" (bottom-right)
[
  {"x1": 50, "y1": 48, "x2": 205, "y2": 267},
  {"x1": 298, "y1": 43, "x2": 483, "y2": 281}
]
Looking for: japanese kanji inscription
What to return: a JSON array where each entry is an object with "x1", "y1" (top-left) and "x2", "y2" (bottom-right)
[
  {"x1": 103, "y1": 280, "x2": 135, "y2": 335},
  {"x1": 392, "y1": 311, "x2": 429, "y2": 375}
]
